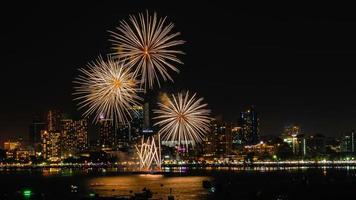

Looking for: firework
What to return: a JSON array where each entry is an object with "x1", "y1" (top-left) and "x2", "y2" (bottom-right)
[
  {"x1": 136, "y1": 135, "x2": 161, "y2": 171},
  {"x1": 73, "y1": 56, "x2": 142, "y2": 124},
  {"x1": 154, "y1": 91, "x2": 211, "y2": 149},
  {"x1": 110, "y1": 11, "x2": 185, "y2": 90}
]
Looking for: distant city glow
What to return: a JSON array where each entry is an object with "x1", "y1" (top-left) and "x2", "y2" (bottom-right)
[
  {"x1": 110, "y1": 11, "x2": 185, "y2": 90},
  {"x1": 73, "y1": 56, "x2": 142, "y2": 124},
  {"x1": 154, "y1": 91, "x2": 211, "y2": 149}
]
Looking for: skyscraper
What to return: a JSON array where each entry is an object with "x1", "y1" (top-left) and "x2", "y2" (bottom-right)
[
  {"x1": 203, "y1": 120, "x2": 232, "y2": 157},
  {"x1": 341, "y1": 130, "x2": 355, "y2": 153},
  {"x1": 41, "y1": 130, "x2": 61, "y2": 161},
  {"x1": 143, "y1": 102, "x2": 150, "y2": 130},
  {"x1": 239, "y1": 106, "x2": 260, "y2": 145},
  {"x1": 131, "y1": 105, "x2": 144, "y2": 139},
  {"x1": 29, "y1": 118, "x2": 46, "y2": 146},
  {"x1": 47, "y1": 110, "x2": 62, "y2": 132},
  {"x1": 99, "y1": 118, "x2": 116, "y2": 149},
  {"x1": 61, "y1": 119, "x2": 88, "y2": 157}
]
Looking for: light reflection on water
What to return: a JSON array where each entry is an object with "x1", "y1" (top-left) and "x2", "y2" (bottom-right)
[{"x1": 88, "y1": 174, "x2": 211, "y2": 200}]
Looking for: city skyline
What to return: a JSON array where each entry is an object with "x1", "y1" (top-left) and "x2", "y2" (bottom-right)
[{"x1": 2, "y1": 2, "x2": 356, "y2": 141}]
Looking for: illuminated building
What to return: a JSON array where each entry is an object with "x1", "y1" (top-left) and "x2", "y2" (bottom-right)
[
  {"x1": 61, "y1": 119, "x2": 88, "y2": 158},
  {"x1": 243, "y1": 141, "x2": 276, "y2": 158},
  {"x1": 203, "y1": 120, "x2": 232, "y2": 157},
  {"x1": 117, "y1": 123, "x2": 130, "y2": 149},
  {"x1": 15, "y1": 149, "x2": 31, "y2": 162},
  {"x1": 41, "y1": 130, "x2": 61, "y2": 161},
  {"x1": 3, "y1": 139, "x2": 31, "y2": 162},
  {"x1": 281, "y1": 126, "x2": 306, "y2": 157},
  {"x1": 4, "y1": 141, "x2": 20, "y2": 151},
  {"x1": 238, "y1": 106, "x2": 260, "y2": 145},
  {"x1": 116, "y1": 105, "x2": 145, "y2": 149},
  {"x1": 4, "y1": 140, "x2": 21, "y2": 160},
  {"x1": 231, "y1": 126, "x2": 243, "y2": 148},
  {"x1": 340, "y1": 130, "x2": 355, "y2": 153},
  {"x1": 130, "y1": 105, "x2": 144, "y2": 139},
  {"x1": 99, "y1": 118, "x2": 116, "y2": 149},
  {"x1": 46, "y1": 110, "x2": 62, "y2": 132}
]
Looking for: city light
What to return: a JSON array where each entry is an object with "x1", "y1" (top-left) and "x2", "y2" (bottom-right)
[{"x1": 23, "y1": 189, "x2": 32, "y2": 199}]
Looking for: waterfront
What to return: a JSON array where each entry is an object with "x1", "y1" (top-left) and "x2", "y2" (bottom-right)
[{"x1": 2, "y1": 166, "x2": 356, "y2": 199}]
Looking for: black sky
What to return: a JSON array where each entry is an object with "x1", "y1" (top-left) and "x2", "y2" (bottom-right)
[{"x1": 1, "y1": 2, "x2": 356, "y2": 143}]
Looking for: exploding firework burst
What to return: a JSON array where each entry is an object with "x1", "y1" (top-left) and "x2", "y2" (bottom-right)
[
  {"x1": 73, "y1": 56, "x2": 142, "y2": 124},
  {"x1": 110, "y1": 11, "x2": 185, "y2": 91},
  {"x1": 154, "y1": 91, "x2": 211, "y2": 149}
]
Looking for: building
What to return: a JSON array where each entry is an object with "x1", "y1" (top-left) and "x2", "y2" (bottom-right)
[
  {"x1": 116, "y1": 123, "x2": 130, "y2": 149},
  {"x1": 61, "y1": 119, "x2": 88, "y2": 158},
  {"x1": 231, "y1": 126, "x2": 243, "y2": 148},
  {"x1": 340, "y1": 130, "x2": 355, "y2": 153},
  {"x1": 29, "y1": 118, "x2": 46, "y2": 147},
  {"x1": 41, "y1": 130, "x2": 61, "y2": 162},
  {"x1": 307, "y1": 134, "x2": 326, "y2": 156},
  {"x1": 203, "y1": 120, "x2": 232, "y2": 158},
  {"x1": 243, "y1": 141, "x2": 276, "y2": 159},
  {"x1": 238, "y1": 106, "x2": 260, "y2": 145},
  {"x1": 280, "y1": 125, "x2": 307, "y2": 157},
  {"x1": 4, "y1": 141, "x2": 20, "y2": 151},
  {"x1": 98, "y1": 118, "x2": 116, "y2": 149},
  {"x1": 130, "y1": 105, "x2": 144, "y2": 139},
  {"x1": 143, "y1": 102, "x2": 150, "y2": 130},
  {"x1": 46, "y1": 110, "x2": 62, "y2": 132}
]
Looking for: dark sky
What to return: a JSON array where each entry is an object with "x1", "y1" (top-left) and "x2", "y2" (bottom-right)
[{"x1": 1, "y1": 2, "x2": 356, "y2": 143}]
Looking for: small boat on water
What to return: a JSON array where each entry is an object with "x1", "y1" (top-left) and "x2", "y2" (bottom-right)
[{"x1": 134, "y1": 187, "x2": 153, "y2": 199}]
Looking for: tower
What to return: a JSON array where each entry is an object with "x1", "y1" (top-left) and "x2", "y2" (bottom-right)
[{"x1": 239, "y1": 106, "x2": 260, "y2": 145}]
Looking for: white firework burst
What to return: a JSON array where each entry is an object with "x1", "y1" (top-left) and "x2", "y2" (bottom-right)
[
  {"x1": 73, "y1": 56, "x2": 142, "y2": 124},
  {"x1": 110, "y1": 11, "x2": 185, "y2": 91},
  {"x1": 154, "y1": 91, "x2": 211, "y2": 149}
]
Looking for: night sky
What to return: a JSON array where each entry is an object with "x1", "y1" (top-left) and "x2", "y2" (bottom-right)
[{"x1": 1, "y1": 2, "x2": 356, "y2": 143}]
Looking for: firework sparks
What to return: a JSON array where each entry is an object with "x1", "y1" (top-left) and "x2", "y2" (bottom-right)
[
  {"x1": 154, "y1": 91, "x2": 211, "y2": 149},
  {"x1": 110, "y1": 11, "x2": 185, "y2": 90},
  {"x1": 136, "y1": 135, "x2": 161, "y2": 171},
  {"x1": 73, "y1": 56, "x2": 142, "y2": 124}
]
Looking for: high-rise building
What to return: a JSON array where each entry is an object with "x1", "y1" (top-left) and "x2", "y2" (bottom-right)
[
  {"x1": 231, "y1": 126, "x2": 243, "y2": 148},
  {"x1": 203, "y1": 120, "x2": 232, "y2": 157},
  {"x1": 143, "y1": 102, "x2": 150, "y2": 130},
  {"x1": 131, "y1": 105, "x2": 144, "y2": 139},
  {"x1": 99, "y1": 118, "x2": 116, "y2": 149},
  {"x1": 29, "y1": 118, "x2": 46, "y2": 146},
  {"x1": 238, "y1": 106, "x2": 260, "y2": 145},
  {"x1": 117, "y1": 123, "x2": 130, "y2": 149},
  {"x1": 340, "y1": 130, "x2": 355, "y2": 153},
  {"x1": 61, "y1": 119, "x2": 88, "y2": 157},
  {"x1": 47, "y1": 110, "x2": 62, "y2": 132},
  {"x1": 41, "y1": 130, "x2": 61, "y2": 161}
]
